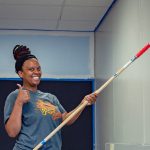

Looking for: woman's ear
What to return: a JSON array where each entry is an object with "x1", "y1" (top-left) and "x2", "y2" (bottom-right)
[{"x1": 18, "y1": 71, "x2": 23, "y2": 78}]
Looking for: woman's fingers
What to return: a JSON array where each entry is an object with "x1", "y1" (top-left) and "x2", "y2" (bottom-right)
[
  {"x1": 84, "y1": 93, "x2": 97, "y2": 105},
  {"x1": 16, "y1": 84, "x2": 30, "y2": 104}
]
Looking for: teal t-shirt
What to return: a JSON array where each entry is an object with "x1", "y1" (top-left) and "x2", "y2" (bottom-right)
[{"x1": 4, "y1": 90, "x2": 66, "y2": 150}]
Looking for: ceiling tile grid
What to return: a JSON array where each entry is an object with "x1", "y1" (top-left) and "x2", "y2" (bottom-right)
[{"x1": 0, "y1": 0, "x2": 116, "y2": 32}]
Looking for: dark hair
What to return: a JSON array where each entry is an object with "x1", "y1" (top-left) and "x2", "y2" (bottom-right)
[{"x1": 13, "y1": 45, "x2": 37, "y2": 73}]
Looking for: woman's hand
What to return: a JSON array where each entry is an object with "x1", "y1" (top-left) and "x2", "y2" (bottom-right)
[
  {"x1": 82, "y1": 93, "x2": 97, "y2": 106},
  {"x1": 16, "y1": 84, "x2": 30, "y2": 106}
]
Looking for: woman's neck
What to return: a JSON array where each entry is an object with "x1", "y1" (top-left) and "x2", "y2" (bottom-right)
[{"x1": 23, "y1": 85, "x2": 37, "y2": 92}]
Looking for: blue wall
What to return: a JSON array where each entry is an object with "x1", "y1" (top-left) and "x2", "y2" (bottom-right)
[{"x1": 0, "y1": 31, "x2": 94, "y2": 78}]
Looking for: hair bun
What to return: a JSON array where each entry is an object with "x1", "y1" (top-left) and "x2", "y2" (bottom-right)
[{"x1": 13, "y1": 45, "x2": 31, "y2": 60}]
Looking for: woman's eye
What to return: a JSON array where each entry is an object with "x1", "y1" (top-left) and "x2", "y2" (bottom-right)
[
  {"x1": 38, "y1": 67, "x2": 41, "y2": 71},
  {"x1": 29, "y1": 68, "x2": 34, "y2": 71},
  {"x1": 28, "y1": 67, "x2": 41, "y2": 72}
]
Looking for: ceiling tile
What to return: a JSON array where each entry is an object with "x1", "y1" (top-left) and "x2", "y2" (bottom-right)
[
  {"x1": 61, "y1": 6, "x2": 106, "y2": 21},
  {"x1": 0, "y1": 0, "x2": 64, "y2": 5},
  {"x1": 0, "y1": 5, "x2": 61, "y2": 20},
  {"x1": 58, "y1": 20, "x2": 97, "y2": 31},
  {"x1": 0, "y1": 19, "x2": 57, "y2": 30},
  {"x1": 65, "y1": 0, "x2": 114, "y2": 6}
]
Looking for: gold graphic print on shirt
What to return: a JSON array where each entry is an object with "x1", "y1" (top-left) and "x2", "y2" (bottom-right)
[{"x1": 36, "y1": 100, "x2": 62, "y2": 120}]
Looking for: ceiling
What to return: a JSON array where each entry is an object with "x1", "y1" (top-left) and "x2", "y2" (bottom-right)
[{"x1": 0, "y1": 0, "x2": 115, "y2": 32}]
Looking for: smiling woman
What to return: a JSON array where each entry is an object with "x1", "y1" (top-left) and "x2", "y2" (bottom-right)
[
  {"x1": 13, "y1": 45, "x2": 42, "y2": 91},
  {"x1": 3, "y1": 45, "x2": 97, "y2": 150}
]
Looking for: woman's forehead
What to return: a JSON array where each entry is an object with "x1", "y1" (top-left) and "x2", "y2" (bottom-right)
[{"x1": 23, "y1": 58, "x2": 40, "y2": 67}]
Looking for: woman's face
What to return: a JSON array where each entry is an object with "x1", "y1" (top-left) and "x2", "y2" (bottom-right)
[{"x1": 18, "y1": 58, "x2": 42, "y2": 88}]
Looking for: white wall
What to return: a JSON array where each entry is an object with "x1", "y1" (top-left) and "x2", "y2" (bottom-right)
[
  {"x1": 95, "y1": 0, "x2": 150, "y2": 149},
  {"x1": 0, "y1": 30, "x2": 94, "y2": 79}
]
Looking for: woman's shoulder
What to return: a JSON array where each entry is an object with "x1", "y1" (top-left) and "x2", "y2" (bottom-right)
[
  {"x1": 5, "y1": 89, "x2": 19, "y2": 104},
  {"x1": 8, "y1": 89, "x2": 19, "y2": 97}
]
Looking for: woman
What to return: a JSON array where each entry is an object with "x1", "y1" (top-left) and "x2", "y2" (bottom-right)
[{"x1": 4, "y1": 45, "x2": 97, "y2": 150}]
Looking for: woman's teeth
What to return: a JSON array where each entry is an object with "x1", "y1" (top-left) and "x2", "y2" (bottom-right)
[{"x1": 33, "y1": 76, "x2": 39, "y2": 80}]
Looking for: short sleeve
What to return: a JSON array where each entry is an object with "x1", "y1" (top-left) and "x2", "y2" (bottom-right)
[
  {"x1": 4, "y1": 91, "x2": 18, "y2": 124},
  {"x1": 51, "y1": 95, "x2": 66, "y2": 114}
]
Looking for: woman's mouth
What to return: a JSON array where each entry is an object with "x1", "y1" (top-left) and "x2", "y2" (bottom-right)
[{"x1": 32, "y1": 76, "x2": 40, "y2": 81}]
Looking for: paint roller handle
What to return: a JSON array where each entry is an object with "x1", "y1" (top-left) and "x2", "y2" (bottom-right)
[{"x1": 136, "y1": 43, "x2": 150, "y2": 58}]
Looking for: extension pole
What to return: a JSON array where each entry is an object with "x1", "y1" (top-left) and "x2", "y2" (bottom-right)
[{"x1": 33, "y1": 44, "x2": 150, "y2": 150}]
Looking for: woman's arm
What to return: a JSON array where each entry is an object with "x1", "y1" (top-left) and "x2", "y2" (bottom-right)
[
  {"x1": 5, "y1": 100, "x2": 23, "y2": 137},
  {"x1": 5, "y1": 84, "x2": 30, "y2": 137},
  {"x1": 62, "y1": 93, "x2": 97, "y2": 125}
]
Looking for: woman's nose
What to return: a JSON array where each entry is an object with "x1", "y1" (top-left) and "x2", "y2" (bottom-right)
[{"x1": 34, "y1": 68, "x2": 41, "y2": 74}]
